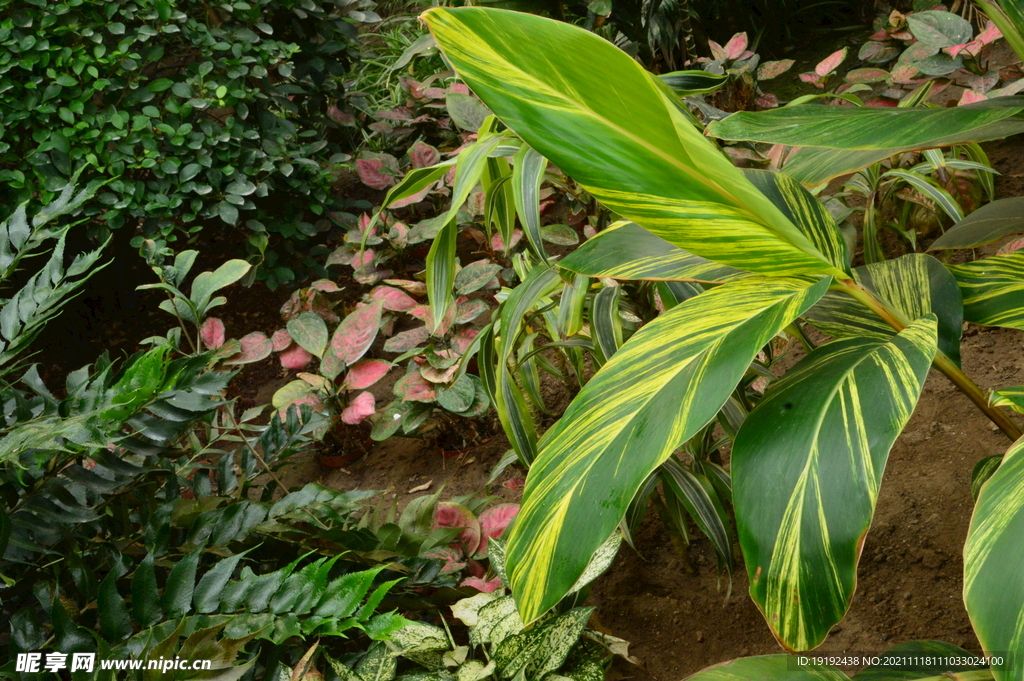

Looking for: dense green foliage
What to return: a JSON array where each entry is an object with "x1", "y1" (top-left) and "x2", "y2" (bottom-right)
[{"x1": 0, "y1": 0, "x2": 376, "y2": 279}]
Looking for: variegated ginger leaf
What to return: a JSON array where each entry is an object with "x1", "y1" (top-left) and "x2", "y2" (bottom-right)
[
  {"x1": 948, "y1": 252, "x2": 1024, "y2": 330},
  {"x1": 421, "y1": 7, "x2": 845, "y2": 278},
  {"x1": 504, "y1": 276, "x2": 831, "y2": 623},
  {"x1": 733, "y1": 316, "x2": 937, "y2": 652}
]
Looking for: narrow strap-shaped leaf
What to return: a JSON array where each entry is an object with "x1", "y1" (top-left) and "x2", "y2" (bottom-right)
[
  {"x1": 483, "y1": 157, "x2": 516, "y2": 251},
  {"x1": 559, "y1": 222, "x2": 747, "y2": 283},
  {"x1": 658, "y1": 70, "x2": 729, "y2": 95},
  {"x1": 929, "y1": 197, "x2": 1024, "y2": 250},
  {"x1": 883, "y1": 169, "x2": 964, "y2": 222},
  {"x1": 557, "y1": 274, "x2": 589, "y2": 338},
  {"x1": 803, "y1": 254, "x2": 963, "y2": 365},
  {"x1": 948, "y1": 252, "x2": 1024, "y2": 330},
  {"x1": 422, "y1": 7, "x2": 843, "y2": 278},
  {"x1": 660, "y1": 458, "x2": 734, "y2": 572},
  {"x1": 506, "y1": 275, "x2": 831, "y2": 623},
  {"x1": 513, "y1": 145, "x2": 549, "y2": 264},
  {"x1": 965, "y1": 434, "x2": 1024, "y2": 678},
  {"x1": 426, "y1": 133, "x2": 509, "y2": 328},
  {"x1": 733, "y1": 316, "x2": 937, "y2": 652},
  {"x1": 622, "y1": 471, "x2": 659, "y2": 547},
  {"x1": 591, "y1": 286, "x2": 622, "y2": 361},
  {"x1": 384, "y1": 161, "x2": 456, "y2": 210}
]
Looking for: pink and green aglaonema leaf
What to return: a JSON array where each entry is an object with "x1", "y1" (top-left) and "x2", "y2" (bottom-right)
[
  {"x1": 433, "y1": 502, "x2": 483, "y2": 556},
  {"x1": 200, "y1": 317, "x2": 225, "y2": 350},
  {"x1": 310, "y1": 279, "x2": 342, "y2": 293},
  {"x1": 271, "y1": 328, "x2": 293, "y2": 352},
  {"x1": 384, "y1": 326, "x2": 431, "y2": 353},
  {"x1": 461, "y1": 576, "x2": 504, "y2": 593},
  {"x1": 280, "y1": 344, "x2": 314, "y2": 370},
  {"x1": 410, "y1": 141, "x2": 442, "y2": 169},
  {"x1": 321, "y1": 300, "x2": 385, "y2": 380},
  {"x1": 369, "y1": 285, "x2": 420, "y2": 312},
  {"x1": 343, "y1": 359, "x2": 393, "y2": 390},
  {"x1": 424, "y1": 545, "x2": 467, "y2": 573},
  {"x1": 395, "y1": 371, "x2": 437, "y2": 402},
  {"x1": 723, "y1": 32, "x2": 749, "y2": 61},
  {"x1": 815, "y1": 47, "x2": 848, "y2": 76},
  {"x1": 757, "y1": 59, "x2": 796, "y2": 81},
  {"x1": 223, "y1": 331, "x2": 273, "y2": 365},
  {"x1": 475, "y1": 504, "x2": 520, "y2": 559},
  {"x1": 341, "y1": 391, "x2": 376, "y2": 425}
]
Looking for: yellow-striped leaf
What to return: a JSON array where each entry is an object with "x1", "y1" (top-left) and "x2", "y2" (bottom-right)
[
  {"x1": 965, "y1": 435, "x2": 1024, "y2": 681},
  {"x1": 991, "y1": 386, "x2": 1024, "y2": 414},
  {"x1": 513, "y1": 145, "x2": 550, "y2": 263},
  {"x1": 559, "y1": 222, "x2": 747, "y2": 283},
  {"x1": 683, "y1": 655, "x2": 849, "y2": 681},
  {"x1": 420, "y1": 7, "x2": 845, "y2": 278},
  {"x1": 803, "y1": 254, "x2": 963, "y2": 365},
  {"x1": 948, "y1": 252, "x2": 1024, "y2": 330},
  {"x1": 733, "y1": 316, "x2": 937, "y2": 652},
  {"x1": 505, "y1": 276, "x2": 831, "y2": 623}
]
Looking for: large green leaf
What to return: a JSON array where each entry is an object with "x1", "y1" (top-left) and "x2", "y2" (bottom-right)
[
  {"x1": 708, "y1": 103, "x2": 1024, "y2": 187},
  {"x1": 421, "y1": 7, "x2": 845, "y2": 278},
  {"x1": 558, "y1": 222, "x2": 747, "y2": 283},
  {"x1": 948, "y1": 252, "x2": 1024, "y2": 330},
  {"x1": 803, "y1": 254, "x2": 963, "y2": 365},
  {"x1": 965, "y1": 435, "x2": 1024, "y2": 681},
  {"x1": 856, "y1": 641, "x2": 986, "y2": 681},
  {"x1": 708, "y1": 99, "x2": 1024, "y2": 150},
  {"x1": 504, "y1": 276, "x2": 831, "y2": 623},
  {"x1": 733, "y1": 316, "x2": 937, "y2": 652},
  {"x1": 929, "y1": 197, "x2": 1024, "y2": 250},
  {"x1": 683, "y1": 655, "x2": 849, "y2": 681}
]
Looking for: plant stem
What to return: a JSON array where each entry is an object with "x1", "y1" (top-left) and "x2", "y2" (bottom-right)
[{"x1": 834, "y1": 279, "x2": 1022, "y2": 441}]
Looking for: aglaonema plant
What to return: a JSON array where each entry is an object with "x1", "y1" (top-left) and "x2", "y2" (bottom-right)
[{"x1": 409, "y1": 5, "x2": 1024, "y2": 670}]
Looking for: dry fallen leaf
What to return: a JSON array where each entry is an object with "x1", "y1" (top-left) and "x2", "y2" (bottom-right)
[{"x1": 408, "y1": 480, "x2": 433, "y2": 494}]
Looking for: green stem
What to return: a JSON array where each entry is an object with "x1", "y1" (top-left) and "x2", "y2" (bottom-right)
[{"x1": 835, "y1": 280, "x2": 1022, "y2": 441}]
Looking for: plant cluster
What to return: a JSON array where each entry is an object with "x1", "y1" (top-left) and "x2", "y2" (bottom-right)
[{"x1": 407, "y1": 8, "x2": 1024, "y2": 678}]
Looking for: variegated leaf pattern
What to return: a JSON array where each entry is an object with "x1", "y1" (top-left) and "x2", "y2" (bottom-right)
[
  {"x1": 558, "y1": 222, "x2": 747, "y2": 283},
  {"x1": 505, "y1": 276, "x2": 832, "y2": 623},
  {"x1": 743, "y1": 169, "x2": 849, "y2": 271},
  {"x1": 803, "y1": 254, "x2": 963, "y2": 365},
  {"x1": 513, "y1": 145, "x2": 549, "y2": 263},
  {"x1": 683, "y1": 655, "x2": 850, "y2": 681},
  {"x1": 856, "y1": 641, "x2": 987, "y2": 681},
  {"x1": 965, "y1": 435, "x2": 1024, "y2": 681},
  {"x1": 991, "y1": 386, "x2": 1024, "y2": 414},
  {"x1": 949, "y1": 252, "x2": 1024, "y2": 330},
  {"x1": 733, "y1": 316, "x2": 937, "y2": 652},
  {"x1": 421, "y1": 8, "x2": 844, "y2": 278}
]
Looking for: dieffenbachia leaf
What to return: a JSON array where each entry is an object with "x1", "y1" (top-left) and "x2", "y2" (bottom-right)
[
  {"x1": 708, "y1": 101, "x2": 1024, "y2": 187},
  {"x1": 965, "y1": 434, "x2": 1024, "y2": 680},
  {"x1": 684, "y1": 655, "x2": 849, "y2": 681},
  {"x1": 733, "y1": 316, "x2": 938, "y2": 652},
  {"x1": 421, "y1": 7, "x2": 845, "y2": 278},
  {"x1": 504, "y1": 276, "x2": 831, "y2": 623},
  {"x1": 929, "y1": 197, "x2": 1024, "y2": 250},
  {"x1": 948, "y1": 252, "x2": 1024, "y2": 330},
  {"x1": 803, "y1": 254, "x2": 963, "y2": 365},
  {"x1": 559, "y1": 222, "x2": 747, "y2": 283}
]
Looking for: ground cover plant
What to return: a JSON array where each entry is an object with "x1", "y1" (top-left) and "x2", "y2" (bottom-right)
[{"x1": 406, "y1": 7, "x2": 1024, "y2": 678}]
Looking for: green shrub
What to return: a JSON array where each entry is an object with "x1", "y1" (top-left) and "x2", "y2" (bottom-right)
[{"x1": 0, "y1": 0, "x2": 378, "y2": 264}]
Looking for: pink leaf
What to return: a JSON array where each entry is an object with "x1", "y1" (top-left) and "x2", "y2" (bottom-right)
[
  {"x1": 448, "y1": 82, "x2": 470, "y2": 95},
  {"x1": 277, "y1": 393, "x2": 323, "y2": 421},
  {"x1": 757, "y1": 59, "x2": 795, "y2": 81},
  {"x1": 352, "y1": 249, "x2": 376, "y2": 269},
  {"x1": 475, "y1": 504, "x2": 520, "y2": 558},
  {"x1": 343, "y1": 359, "x2": 392, "y2": 389},
  {"x1": 321, "y1": 300, "x2": 385, "y2": 380},
  {"x1": 394, "y1": 371, "x2": 436, "y2": 402},
  {"x1": 491, "y1": 229, "x2": 523, "y2": 252},
  {"x1": 410, "y1": 141, "x2": 441, "y2": 169},
  {"x1": 959, "y1": 89, "x2": 988, "y2": 105},
  {"x1": 369, "y1": 285, "x2": 419, "y2": 312},
  {"x1": 433, "y1": 502, "x2": 482, "y2": 556},
  {"x1": 384, "y1": 279, "x2": 427, "y2": 295},
  {"x1": 383, "y1": 325, "x2": 430, "y2": 353},
  {"x1": 271, "y1": 329, "x2": 293, "y2": 352},
  {"x1": 845, "y1": 68, "x2": 889, "y2": 84},
  {"x1": 424, "y1": 546, "x2": 466, "y2": 573},
  {"x1": 224, "y1": 332, "x2": 274, "y2": 365},
  {"x1": 452, "y1": 327, "x2": 479, "y2": 355},
  {"x1": 865, "y1": 96, "x2": 900, "y2": 107},
  {"x1": 460, "y1": 576, "x2": 503, "y2": 593},
  {"x1": 200, "y1": 318, "x2": 225, "y2": 350},
  {"x1": 389, "y1": 185, "x2": 433, "y2": 209},
  {"x1": 310, "y1": 279, "x2": 342, "y2": 292},
  {"x1": 997, "y1": 237, "x2": 1024, "y2": 255},
  {"x1": 420, "y1": 363, "x2": 459, "y2": 384},
  {"x1": 341, "y1": 391, "x2": 376, "y2": 424},
  {"x1": 280, "y1": 344, "x2": 313, "y2": 370},
  {"x1": 815, "y1": 47, "x2": 848, "y2": 77},
  {"x1": 355, "y1": 154, "x2": 400, "y2": 190},
  {"x1": 708, "y1": 40, "x2": 727, "y2": 62},
  {"x1": 799, "y1": 71, "x2": 823, "y2": 85},
  {"x1": 755, "y1": 93, "x2": 779, "y2": 109},
  {"x1": 502, "y1": 477, "x2": 526, "y2": 490},
  {"x1": 723, "y1": 32, "x2": 748, "y2": 61},
  {"x1": 328, "y1": 106, "x2": 355, "y2": 126},
  {"x1": 977, "y1": 21, "x2": 1002, "y2": 45}
]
